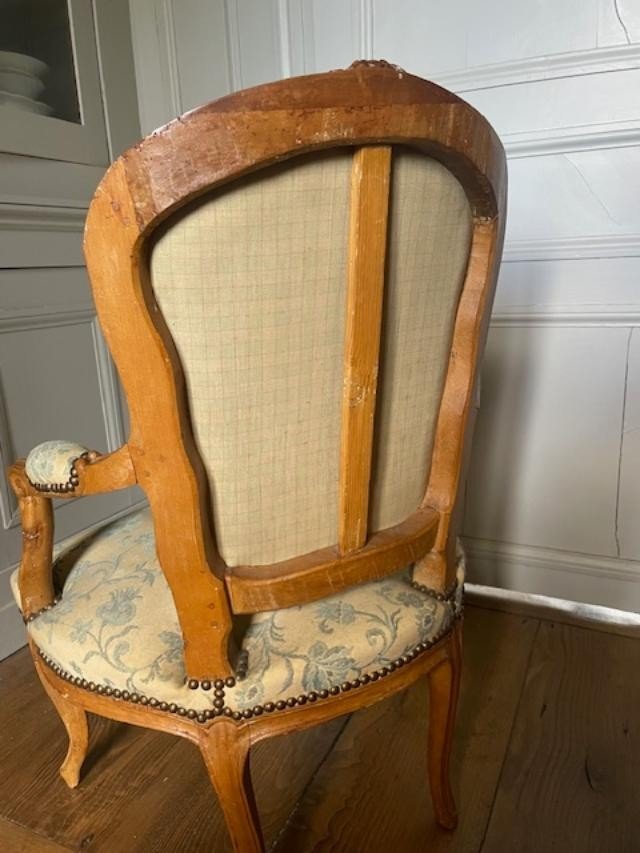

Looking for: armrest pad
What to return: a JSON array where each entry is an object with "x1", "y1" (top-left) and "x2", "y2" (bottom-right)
[{"x1": 25, "y1": 440, "x2": 91, "y2": 493}]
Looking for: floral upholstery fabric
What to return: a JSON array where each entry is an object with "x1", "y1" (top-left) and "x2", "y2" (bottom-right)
[
  {"x1": 25, "y1": 440, "x2": 89, "y2": 487},
  {"x1": 12, "y1": 509, "x2": 463, "y2": 714}
]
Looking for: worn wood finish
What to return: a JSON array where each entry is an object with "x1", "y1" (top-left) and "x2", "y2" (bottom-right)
[
  {"x1": 9, "y1": 62, "x2": 507, "y2": 852},
  {"x1": 227, "y1": 506, "x2": 439, "y2": 613},
  {"x1": 427, "y1": 619, "x2": 462, "y2": 830},
  {"x1": 414, "y1": 217, "x2": 505, "y2": 593},
  {"x1": 339, "y1": 145, "x2": 391, "y2": 554},
  {"x1": 34, "y1": 642, "x2": 90, "y2": 788},
  {"x1": 200, "y1": 723, "x2": 265, "y2": 853}
]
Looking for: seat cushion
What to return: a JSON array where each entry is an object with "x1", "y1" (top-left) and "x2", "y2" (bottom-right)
[{"x1": 12, "y1": 509, "x2": 462, "y2": 720}]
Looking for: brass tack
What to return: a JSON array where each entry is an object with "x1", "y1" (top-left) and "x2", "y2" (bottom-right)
[
  {"x1": 88, "y1": 682, "x2": 96, "y2": 691},
  {"x1": 214, "y1": 689, "x2": 225, "y2": 699},
  {"x1": 341, "y1": 682, "x2": 352, "y2": 692},
  {"x1": 276, "y1": 700, "x2": 287, "y2": 710},
  {"x1": 225, "y1": 676, "x2": 236, "y2": 688},
  {"x1": 213, "y1": 697, "x2": 224, "y2": 709},
  {"x1": 169, "y1": 703, "x2": 178, "y2": 713},
  {"x1": 122, "y1": 690, "x2": 130, "y2": 700},
  {"x1": 330, "y1": 686, "x2": 340, "y2": 696},
  {"x1": 232, "y1": 711, "x2": 242, "y2": 721},
  {"x1": 187, "y1": 709, "x2": 197, "y2": 719},
  {"x1": 297, "y1": 695, "x2": 307, "y2": 705},
  {"x1": 148, "y1": 697, "x2": 158, "y2": 707},
  {"x1": 285, "y1": 697, "x2": 296, "y2": 707},
  {"x1": 379, "y1": 667, "x2": 389, "y2": 676},
  {"x1": 178, "y1": 707, "x2": 187, "y2": 717},
  {"x1": 159, "y1": 701, "x2": 168, "y2": 711},
  {"x1": 203, "y1": 709, "x2": 214, "y2": 719},
  {"x1": 350, "y1": 679, "x2": 360, "y2": 688},
  {"x1": 264, "y1": 702, "x2": 275, "y2": 712},
  {"x1": 214, "y1": 679, "x2": 224, "y2": 689},
  {"x1": 140, "y1": 696, "x2": 149, "y2": 705},
  {"x1": 253, "y1": 706, "x2": 264, "y2": 716},
  {"x1": 223, "y1": 708, "x2": 233, "y2": 717},
  {"x1": 188, "y1": 678, "x2": 199, "y2": 690},
  {"x1": 201, "y1": 681, "x2": 211, "y2": 691},
  {"x1": 197, "y1": 713, "x2": 206, "y2": 723},
  {"x1": 318, "y1": 689, "x2": 329, "y2": 699},
  {"x1": 242, "y1": 709, "x2": 253, "y2": 719},
  {"x1": 308, "y1": 692, "x2": 318, "y2": 702}
]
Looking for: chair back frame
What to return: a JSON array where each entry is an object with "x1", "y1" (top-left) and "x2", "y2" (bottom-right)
[{"x1": 83, "y1": 60, "x2": 506, "y2": 679}]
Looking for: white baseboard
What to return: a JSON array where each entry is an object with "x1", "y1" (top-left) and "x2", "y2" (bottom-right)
[{"x1": 464, "y1": 537, "x2": 640, "y2": 614}]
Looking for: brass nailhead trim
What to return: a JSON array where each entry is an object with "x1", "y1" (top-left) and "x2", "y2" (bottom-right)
[
  {"x1": 28, "y1": 451, "x2": 92, "y2": 495},
  {"x1": 36, "y1": 613, "x2": 459, "y2": 726},
  {"x1": 409, "y1": 577, "x2": 458, "y2": 602}
]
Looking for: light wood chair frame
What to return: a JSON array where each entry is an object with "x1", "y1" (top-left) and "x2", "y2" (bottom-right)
[{"x1": 9, "y1": 61, "x2": 506, "y2": 852}]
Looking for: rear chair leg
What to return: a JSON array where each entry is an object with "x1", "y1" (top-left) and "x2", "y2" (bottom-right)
[
  {"x1": 199, "y1": 720, "x2": 265, "y2": 853},
  {"x1": 427, "y1": 620, "x2": 462, "y2": 830},
  {"x1": 33, "y1": 648, "x2": 89, "y2": 788}
]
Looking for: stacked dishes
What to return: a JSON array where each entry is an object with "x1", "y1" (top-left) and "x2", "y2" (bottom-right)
[{"x1": 0, "y1": 51, "x2": 51, "y2": 116}]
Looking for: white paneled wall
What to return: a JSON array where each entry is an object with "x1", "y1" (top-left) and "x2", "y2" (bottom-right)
[{"x1": 130, "y1": 0, "x2": 640, "y2": 611}]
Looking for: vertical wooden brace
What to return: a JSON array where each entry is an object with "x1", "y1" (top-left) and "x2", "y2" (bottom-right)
[{"x1": 338, "y1": 145, "x2": 392, "y2": 554}]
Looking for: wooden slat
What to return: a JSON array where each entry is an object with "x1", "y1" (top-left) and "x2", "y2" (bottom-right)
[
  {"x1": 339, "y1": 145, "x2": 392, "y2": 554},
  {"x1": 227, "y1": 506, "x2": 439, "y2": 613}
]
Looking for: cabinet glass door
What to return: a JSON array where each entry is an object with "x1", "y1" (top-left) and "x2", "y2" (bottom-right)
[{"x1": 0, "y1": 0, "x2": 109, "y2": 165}]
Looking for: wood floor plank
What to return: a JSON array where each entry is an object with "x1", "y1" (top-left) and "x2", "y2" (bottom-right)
[
  {"x1": 274, "y1": 606, "x2": 539, "y2": 852},
  {"x1": 0, "y1": 647, "x2": 345, "y2": 852},
  {"x1": 482, "y1": 621, "x2": 640, "y2": 853},
  {"x1": 0, "y1": 818, "x2": 71, "y2": 852}
]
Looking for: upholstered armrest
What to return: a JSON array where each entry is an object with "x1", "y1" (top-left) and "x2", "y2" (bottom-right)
[
  {"x1": 25, "y1": 440, "x2": 92, "y2": 494},
  {"x1": 8, "y1": 443, "x2": 137, "y2": 619},
  {"x1": 10, "y1": 443, "x2": 136, "y2": 501}
]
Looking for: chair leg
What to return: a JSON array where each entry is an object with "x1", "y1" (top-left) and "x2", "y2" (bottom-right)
[
  {"x1": 199, "y1": 720, "x2": 265, "y2": 853},
  {"x1": 427, "y1": 621, "x2": 462, "y2": 830},
  {"x1": 34, "y1": 655, "x2": 89, "y2": 788}
]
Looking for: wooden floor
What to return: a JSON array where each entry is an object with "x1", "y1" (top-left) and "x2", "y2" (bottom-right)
[{"x1": 1, "y1": 601, "x2": 638, "y2": 852}]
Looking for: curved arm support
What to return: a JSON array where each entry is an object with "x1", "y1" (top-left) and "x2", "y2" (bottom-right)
[{"x1": 8, "y1": 445, "x2": 137, "y2": 619}]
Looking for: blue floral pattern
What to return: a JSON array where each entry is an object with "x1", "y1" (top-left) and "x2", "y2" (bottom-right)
[
  {"x1": 25, "y1": 440, "x2": 89, "y2": 486},
  {"x1": 12, "y1": 508, "x2": 463, "y2": 713}
]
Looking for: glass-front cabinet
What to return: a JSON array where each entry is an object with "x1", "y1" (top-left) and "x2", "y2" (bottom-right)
[{"x1": 0, "y1": 0, "x2": 109, "y2": 164}]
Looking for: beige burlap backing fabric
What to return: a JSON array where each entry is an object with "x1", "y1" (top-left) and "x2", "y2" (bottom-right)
[{"x1": 150, "y1": 148, "x2": 472, "y2": 566}]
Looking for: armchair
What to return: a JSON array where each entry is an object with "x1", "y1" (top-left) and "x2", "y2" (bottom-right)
[{"x1": 9, "y1": 60, "x2": 505, "y2": 852}]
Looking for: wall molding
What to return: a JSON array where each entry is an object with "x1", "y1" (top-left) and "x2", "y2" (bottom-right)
[
  {"x1": 432, "y1": 43, "x2": 640, "y2": 94},
  {"x1": 503, "y1": 120, "x2": 640, "y2": 159},
  {"x1": 490, "y1": 309, "x2": 640, "y2": 328},
  {"x1": 0, "y1": 204, "x2": 87, "y2": 234},
  {"x1": 464, "y1": 536, "x2": 640, "y2": 613},
  {"x1": 0, "y1": 308, "x2": 126, "y2": 530},
  {"x1": 503, "y1": 234, "x2": 640, "y2": 263}
]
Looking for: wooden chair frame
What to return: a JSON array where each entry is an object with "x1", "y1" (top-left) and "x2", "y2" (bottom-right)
[{"x1": 9, "y1": 61, "x2": 505, "y2": 852}]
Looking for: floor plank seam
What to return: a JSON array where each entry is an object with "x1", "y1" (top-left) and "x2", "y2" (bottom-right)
[
  {"x1": 269, "y1": 713, "x2": 352, "y2": 852},
  {"x1": 0, "y1": 815, "x2": 74, "y2": 852},
  {"x1": 477, "y1": 618, "x2": 542, "y2": 853}
]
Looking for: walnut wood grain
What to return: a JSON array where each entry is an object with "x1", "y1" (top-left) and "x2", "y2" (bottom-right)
[{"x1": 339, "y1": 145, "x2": 391, "y2": 554}]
